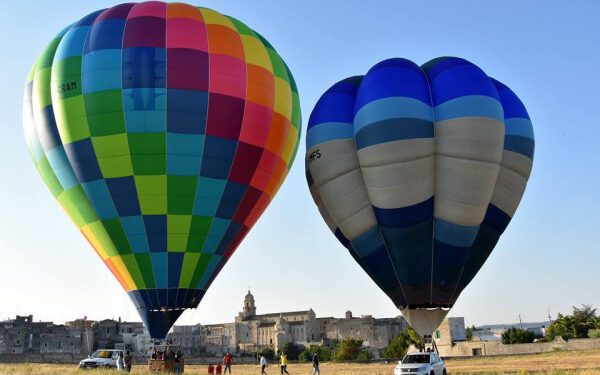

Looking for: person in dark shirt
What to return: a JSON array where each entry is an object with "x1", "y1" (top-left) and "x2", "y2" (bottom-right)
[
  {"x1": 124, "y1": 350, "x2": 132, "y2": 372},
  {"x1": 312, "y1": 353, "x2": 320, "y2": 375}
]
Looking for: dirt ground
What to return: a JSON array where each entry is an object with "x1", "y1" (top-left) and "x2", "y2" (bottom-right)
[{"x1": 1, "y1": 349, "x2": 600, "y2": 374}]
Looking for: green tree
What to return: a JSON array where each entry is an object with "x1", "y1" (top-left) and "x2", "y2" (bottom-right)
[
  {"x1": 383, "y1": 327, "x2": 424, "y2": 359},
  {"x1": 299, "y1": 345, "x2": 332, "y2": 362},
  {"x1": 406, "y1": 327, "x2": 422, "y2": 348},
  {"x1": 466, "y1": 325, "x2": 475, "y2": 341},
  {"x1": 356, "y1": 349, "x2": 373, "y2": 362},
  {"x1": 501, "y1": 327, "x2": 535, "y2": 344},
  {"x1": 383, "y1": 333, "x2": 410, "y2": 359},
  {"x1": 298, "y1": 349, "x2": 312, "y2": 363},
  {"x1": 546, "y1": 305, "x2": 599, "y2": 340},
  {"x1": 280, "y1": 342, "x2": 304, "y2": 360},
  {"x1": 588, "y1": 329, "x2": 600, "y2": 339},
  {"x1": 259, "y1": 347, "x2": 275, "y2": 360},
  {"x1": 333, "y1": 338, "x2": 364, "y2": 361}
]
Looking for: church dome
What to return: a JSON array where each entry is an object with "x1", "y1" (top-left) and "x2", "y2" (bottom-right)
[{"x1": 275, "y1": 313, "x2": 289, "y2": 330}]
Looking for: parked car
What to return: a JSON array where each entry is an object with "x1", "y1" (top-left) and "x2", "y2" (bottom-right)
[
  {"x1": 79, "y1": 349, "x2": 123, "y2": 369},
  {"x1": 394, "y1": 352, "x2": 446, "y2": 375}
]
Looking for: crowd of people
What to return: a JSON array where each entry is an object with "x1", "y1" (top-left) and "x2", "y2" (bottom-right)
[
  {"x1": 207, "y1": 350, "x2": 321, "y2": 374},
  {"x1": 118, "y1": 345, "x2": 323, "y2": 374}
]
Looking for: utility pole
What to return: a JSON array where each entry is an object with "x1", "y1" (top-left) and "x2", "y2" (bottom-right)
[{"x1": 518, "y1": 314, "x2": 523, "y2": 330}]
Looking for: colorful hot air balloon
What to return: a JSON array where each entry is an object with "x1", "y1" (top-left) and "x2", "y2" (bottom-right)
[
  {"x1": 306, "y1": 57, "x2": 533, "y2": 338},
  {"x1": 23, "y1": 2, "x2": 301, "y2": 338}
]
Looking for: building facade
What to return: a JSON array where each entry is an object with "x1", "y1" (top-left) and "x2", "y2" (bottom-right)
[{"x1": 201, "y1": 291, "x2": 408, "y2": 355}]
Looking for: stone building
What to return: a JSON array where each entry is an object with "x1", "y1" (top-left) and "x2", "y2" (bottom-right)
[
  {"x1": 434, "y1": 317, "x2": 467, "y2": 347},
  {"x1": 0, "y1": 315, "x2": 85, "y2": 355},
  {"x1": 323, "y1": 310, "x2": 407, "y2": 349},
  {"x1": 200, "y1": 291, "x2": 408, "y2": 355},
  {"x1": 167, "y1": 325, "x2": 203, "y2": 356}
]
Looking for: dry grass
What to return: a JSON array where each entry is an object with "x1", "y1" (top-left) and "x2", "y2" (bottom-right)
[{"x1": 1, "y1": 349, "x2": 600, "y2": 375}]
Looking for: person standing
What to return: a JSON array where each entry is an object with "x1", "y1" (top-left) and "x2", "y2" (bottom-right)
[
  {"x1": 260, "y1": 355, "x2": 268, "y2": 374},
  {"x1": 174, "y1": 351, "x2": 182, "y2": 375},
  {"x1": 124, "y1": 350, "x2": 132, "y2": 373},
  {"x1": 116, "y1": 351, "x2": 125, "y2": 371},
  {"x1": 280, "y1": 352, "x2": 289, "y2": 374},
  {"x1": 312, "y1": 353, "x2": 320, "y2": 375},
  {"x1": 223, "y1": 350, "x2": 233, "y2": 373}
]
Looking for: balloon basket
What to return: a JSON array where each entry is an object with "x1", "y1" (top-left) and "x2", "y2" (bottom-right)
[{"x1": 148, "y1": 342, "x2": 185, "y2": 373}]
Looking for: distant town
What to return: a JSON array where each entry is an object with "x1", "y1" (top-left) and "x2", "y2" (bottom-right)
[{"x1": 2, "y1": 292, "x2": 599, "y2": 363}]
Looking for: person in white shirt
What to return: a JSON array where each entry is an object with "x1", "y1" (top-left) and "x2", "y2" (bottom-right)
[{"x1": 260, "y1": 355, "x2": 268, "y2": 374}]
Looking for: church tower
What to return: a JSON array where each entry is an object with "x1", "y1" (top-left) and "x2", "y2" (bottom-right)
[{"x1": 243, "y1": 290, "x2": 256, "y2": 318}]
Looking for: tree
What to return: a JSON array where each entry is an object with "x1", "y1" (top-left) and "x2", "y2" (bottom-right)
[
  {"x1": 356, "y1": 349, "x2": 373, "y2": 362},
  {"x1": 588, "y1": 329, "x2": 600, "y2": 339},
  {"x1": 280, "y1": 342, "x2": 304, "y2": 360},
  {"x1": 546, "y1": 305, "x2": 599, "y2": 340},
  {"x1": 466, "y1": 325, "x2": 475, "y2": 341},
  {"x1": 333, "y1": 338, "x2": 364, "y2": 361},
  {"x1": 259, "y1": 347, "x2": 275, "y2": 360},
  {"x1": 501, "y1": 327, "x2": 535, "y2": 344},
  {"x1": 406, "y1": 327, "x2": 422, "y2": 348},
  {"x1": 299, "y1": 344, "x2": 332, "y2": 362},
  {"x1": 383, "y1": 333, "x2": 410, "y2": 359},
  {"x1": 383, "y1": 327, "x2": 424, "y2": 359}
]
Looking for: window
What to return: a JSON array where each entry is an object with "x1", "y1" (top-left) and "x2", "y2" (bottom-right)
[
  {"x1": 106, "y1": 328, "x2": 110, "y2": 335},
  {"x1": 16, "y1": 340, "x2": 21, "y2": 345}
]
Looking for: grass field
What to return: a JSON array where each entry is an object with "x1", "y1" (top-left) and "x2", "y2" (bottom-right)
[{"x1": 1, "y1": 349, "x2": 600, "y2": 374}]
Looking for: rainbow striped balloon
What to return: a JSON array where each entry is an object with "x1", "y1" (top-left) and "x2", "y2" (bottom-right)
[
  {"x1": 306, "y1": 57, "x2": 534, "y2": 337},
  {"x1": 23, "y1": 2, "x2": 300, "y2": 338}
]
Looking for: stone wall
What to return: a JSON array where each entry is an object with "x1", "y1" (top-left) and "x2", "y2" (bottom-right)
[{"x1": 435, "y1": 338, "x2": 600, "y2": 357}]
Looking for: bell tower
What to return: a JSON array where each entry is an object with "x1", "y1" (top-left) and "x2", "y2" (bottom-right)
[{"x1": 243, "y1": 290, "x2": 256, "y2": 318}]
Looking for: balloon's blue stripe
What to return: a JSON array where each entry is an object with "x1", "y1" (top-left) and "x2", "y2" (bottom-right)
[
  {"x1": 433, "y1": 95, "x2": 504, "y2": 122},
  {"x1": 433, "y1": 218, "x2": 480, "y2": 248},
  {"x1": 504, "y1": 135, "x2": 535, "y2": 159},
  {"x1": 355, "y1": 118, "x2": 433, "y2": 149},
  {"x1": 504, "y1": 118, "x2": 534, "y2": 139},
  {"x1": 306, "y1": 122, "x2": 353, "y2": 149},
  {"x1": 372, "y1": 198, "x2": 434, "y2": 228},
  {"x1": 354, "y1": 97, "x2": 433, "y2": 133}
]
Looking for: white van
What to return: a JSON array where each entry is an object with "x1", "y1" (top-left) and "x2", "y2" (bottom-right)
[{"x1": 78, "y1": 349, "x2": 124, "y2": 369}]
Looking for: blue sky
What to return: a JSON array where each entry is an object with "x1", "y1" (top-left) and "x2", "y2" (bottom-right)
[{"x1": 0, "y1": 1, "x2": 598, "y2": 328}]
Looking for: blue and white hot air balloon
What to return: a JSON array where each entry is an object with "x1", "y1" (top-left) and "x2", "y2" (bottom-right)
[{"x1": 305, "y1": 57, "x2": 534, "y2": 337}]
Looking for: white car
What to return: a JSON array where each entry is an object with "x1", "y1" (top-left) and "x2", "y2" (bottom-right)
[
  {"x1": 394, "y1": 352, "x2": 446, "y2": 375},
  {"x1": 79, "y1": 349, "x2": 124, "y2": 369}
]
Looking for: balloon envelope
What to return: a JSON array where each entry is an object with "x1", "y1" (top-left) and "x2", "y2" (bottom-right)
[
  {"x1": 23, "y1": 2, "x2": 301, "y2": 338},
  {"x1": 305, "y1": 57, "x2": 533, "y2": 336}
]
